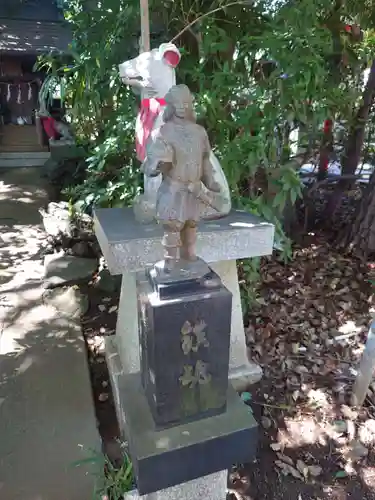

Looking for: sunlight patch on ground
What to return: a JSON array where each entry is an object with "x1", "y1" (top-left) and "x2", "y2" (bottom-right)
[{"x1": 338, "y1": 320, "x2": 363, "y2": 335}]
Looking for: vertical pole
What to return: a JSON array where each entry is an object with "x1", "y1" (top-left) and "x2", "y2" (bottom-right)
[
  {"x1": 140, "y1": 0, "x2": 150, "y2": 53},
  {"x1": 351, "y1": 320, "x2": 375, "y2": 407}
]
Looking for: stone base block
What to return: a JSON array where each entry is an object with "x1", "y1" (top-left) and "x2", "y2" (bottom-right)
[
  {"x1": 137, "y1": 267, "x2": 232, "y2": 428},
  {"x1": 114, "y1": 260, "x2": 263, "y2": 393},
  {"x1": 123, "y1": 470, "x2": 227, "y2": 500},
  {"x1": 119, "y1": 373, "x2": 258, "y2": 495}
]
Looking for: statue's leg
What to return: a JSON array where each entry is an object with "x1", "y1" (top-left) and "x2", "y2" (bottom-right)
[
  {"x1": 162, "y1": 220, "x2": 183, "y2": 271},
  {"x1": 180, "y1": 220, "x2": 197, "y2": 261}
]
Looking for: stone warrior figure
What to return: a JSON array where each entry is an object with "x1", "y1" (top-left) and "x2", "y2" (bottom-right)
[{"x1": 142, "y1": 84, "x2": 223, "y2": 271}]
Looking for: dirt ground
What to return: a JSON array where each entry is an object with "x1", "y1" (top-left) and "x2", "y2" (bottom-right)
[{"x1": 81, "y1": 233, "x2": 375, "y2": 500}]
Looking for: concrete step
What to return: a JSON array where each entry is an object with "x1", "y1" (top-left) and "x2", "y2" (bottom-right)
[{"x1": 0, "y1": 152, "x2": 50, "y2": 168}]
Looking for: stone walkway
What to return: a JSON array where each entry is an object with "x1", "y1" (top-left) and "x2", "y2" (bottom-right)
[{"x1": 0, "y1": 168, "x2": 99, "y2": 500}]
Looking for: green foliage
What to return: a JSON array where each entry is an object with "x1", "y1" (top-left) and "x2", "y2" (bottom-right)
[
  {"x1": 238, "y1": 257, "x2": 261, "y2": 316},
  {"x1": 73, "y1": 450, "x2": 134, "y2": 499},
  {"x1": 39, "y1": 0, "x2": 375, "y2": 253},
  {"x1": 38, "y1": 0, "x2": 142, "y2": 209}
]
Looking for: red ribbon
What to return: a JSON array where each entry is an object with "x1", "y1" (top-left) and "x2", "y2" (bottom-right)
[{"x1": 141, "y1": 97, "x2": 167, "y2": 108}]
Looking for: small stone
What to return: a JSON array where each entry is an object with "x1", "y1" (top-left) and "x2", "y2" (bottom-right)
[
  {"x1": 40, "y1": 202, "x2": 72, "y2": 237},
  {"x1": 71, "y1": 241, "x2": 91, "y2": 257},
  {"x1": 98, "y1": 393, "x2": 109, "y2": 402},
  {"x1": 43, "y1": 287, "x2": 89, "y2": 318},
  {"x1": 98, "y1": 304, "x2": 106, "y2": 312},
  {"x1": 44, "y1": 251, "x2": 98, "y2": 288}
]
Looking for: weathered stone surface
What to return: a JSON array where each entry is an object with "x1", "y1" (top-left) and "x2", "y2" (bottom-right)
[
  {"x1": 40, "y1": 201, "x2": 94, "y2": 241},
  {"x1": 44, "y1": 251, "x2": 98, "y2": 288},
  {"x1": 43, "y1": 286, "x2": 89, "y2": 318},
  {"x1": 118, "y1": 373, "x2": 258, "y2": 495},
  {"x1": 113, "y1": 264, "x2": 262, "y2": 393},
  {"x1": 94, "y1": 207, "x2": 275, "y2": 274},
  {"x1": 40, "y1": 201, "x2": 72, "y2": 237},
  {"x1": 71, "y1": 241, "x2": 92, "y2": 257},
  {"x1": 137, "y1": 267, "x2": 232, "y2": 428},
  {"x1": 123, "y1": 470, "x2": 227, "y2": 500},
  {"x1": 211, "y1": 260, "x2": 263, "y2": 390}
]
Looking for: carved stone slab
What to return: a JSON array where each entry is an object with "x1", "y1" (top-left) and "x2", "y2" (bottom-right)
[
  {"x1": 137, "y1": 267, "x2": 232, "y2": 428},
  {"x1": 94, "y1": 208, "x2": 275, "y2": 274}
]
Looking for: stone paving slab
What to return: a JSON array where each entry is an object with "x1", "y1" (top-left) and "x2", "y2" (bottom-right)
[{"x1": 0, "y1": 168, "x2": 100, "y2": 500}]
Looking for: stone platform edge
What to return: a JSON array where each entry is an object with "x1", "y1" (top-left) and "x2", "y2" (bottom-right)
[{"x1": 94, "y1": 207, "x2": 275, "y2": 275}]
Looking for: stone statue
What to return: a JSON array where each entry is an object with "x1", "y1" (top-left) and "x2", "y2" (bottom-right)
[
  {"x1": 118, "y1": 43, "x2": 231, "y2": 221},
  {"x1": 142, "y1": 84, "x2": 224, "y2": 272}
]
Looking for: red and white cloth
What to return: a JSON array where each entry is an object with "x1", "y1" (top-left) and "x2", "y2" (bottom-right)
[
  {"x1": 135, "y1": 97, "x2": 166, "y2": 162},
  {"x1": 134, "y1": 43, "x2": 181, "y2": 162}
]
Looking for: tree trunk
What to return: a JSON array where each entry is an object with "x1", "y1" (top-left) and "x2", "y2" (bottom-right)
[
  {"x1": 341, "y1": 60, "x2": 375, "y2": 175},
  {"x1": 318, "y1": 119, "x2": 333, "y2": 181},
  {"x1": 326, "y1": 60, "x2": 375, "y2": 222},
  {"x1": 338, "y1": 170, "x2": 375, "y2": 258}
]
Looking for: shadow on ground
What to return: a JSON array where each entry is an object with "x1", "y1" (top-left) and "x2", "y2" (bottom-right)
[{"x1": 0, "y1": 167, "x2": 99, "y2": 500}]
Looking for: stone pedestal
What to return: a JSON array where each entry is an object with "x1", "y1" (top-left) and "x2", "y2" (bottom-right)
[
  {"x1": 95, "y1": 208, "x2": 274, "y2": 499},
  {"x1": 120, "y1": 372, "x2": 257, "y2": 495},
  {"x1": 124, "y1": 470, "x2": 228, "y2": 500},
  {"x1": 94, "y1": 208, "x2": 274, "y2": 390},
  {"x1": 137, "y1": 265, "x2": 232, "y2": 428},
  {"x1": 106, "y1": 338, "x2": 229, "y2": 499}
]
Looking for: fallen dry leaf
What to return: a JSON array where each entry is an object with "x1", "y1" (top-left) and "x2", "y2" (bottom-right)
[
  {"x1": 308, "y1": 465, "x2": 322, "y2": 477},
  {"x1": 275, "y1": 460, "x2": 304, "y2": 480},
  {"x1": 297, "y1": 459, "x2": 309, "y2": 479},
  {"x1": 276, "y1": 452, "x2": 294, "y2": 466},
  {"x1": 270, "y1": 442, "x2": 282, "y2": 451}
]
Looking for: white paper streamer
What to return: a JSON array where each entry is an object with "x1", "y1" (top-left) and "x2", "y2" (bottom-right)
[
  {"x1": 28, "y1": 83, "x2": 32, "y2": 101},
  {"x1": 6, "y1": 84, "x2": 10, "y2": 102},
  {"x1": 17, "y1": 85, "x2": 21, "y2": 104}
]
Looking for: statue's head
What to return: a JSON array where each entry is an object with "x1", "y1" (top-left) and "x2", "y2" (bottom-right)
[{"x1": 163, "y1": 84, "x2": 196, "y2": 123}]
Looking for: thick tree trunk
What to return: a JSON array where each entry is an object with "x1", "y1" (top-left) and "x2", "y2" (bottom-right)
[
  {"x1": 339, "y1": 170, "x2": 375, "y2": 258},
  {"x1": 341, "y1": 60, "x2": 375, "y2": 175}
]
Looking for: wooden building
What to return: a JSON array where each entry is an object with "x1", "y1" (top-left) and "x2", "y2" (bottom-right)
[{"x1": 0, "y1": 0, "x2": 70, "y2": 159}]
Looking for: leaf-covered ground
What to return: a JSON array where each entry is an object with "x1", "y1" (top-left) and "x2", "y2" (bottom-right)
[
  {"x1": 81, "y1": 236, "x2": 375, "y2": 500},
  {"x1": 232, "y1": 236, "x2": 375, "y2": 500}
]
